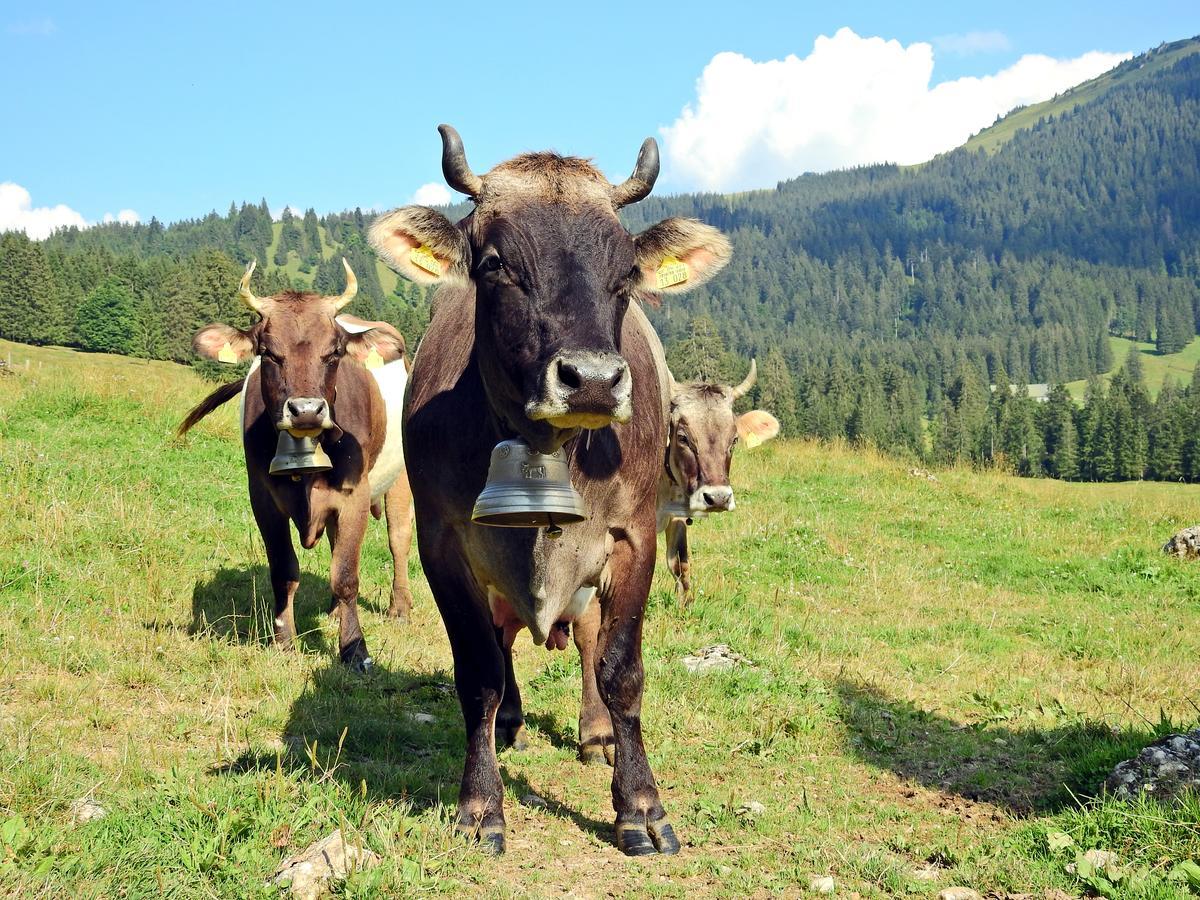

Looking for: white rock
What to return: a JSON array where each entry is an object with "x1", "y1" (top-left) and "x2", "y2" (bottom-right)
[
  {"x1": 1083, "y1": 849, "x2": 1120, "y2": 872},
  {"x1": 809, "y1": 875, "x2": 835, "y2": 894},
  {"x1": 408, "y1": 712, "x2": 436, "y2": 725},
  {"x1": 681, "y1": 644, "x2": 754, "y2": 673},
  {"x1": 69, "y1": 798, "x2": 106, "y2": 824},
  {"x1": 937, "y1": 888, "x2": 981, "y2": 900},
  {"x1": 268, "y1": 829, "x2": 380, "y2": 900},
  {"x1": 736, "y1": 800, "x2": 767, "y2": 817}
]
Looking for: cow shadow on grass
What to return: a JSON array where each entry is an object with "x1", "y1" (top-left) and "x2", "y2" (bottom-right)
[
  {"x1": 212, "y1": 658, "x2": 614, "y2": 845},
  {"x1": 190, "y1": 566, "x2": 332, "y2": 654},
  {"x1": 835, "y1": 679, "x2": 1181, "y2": 816}
]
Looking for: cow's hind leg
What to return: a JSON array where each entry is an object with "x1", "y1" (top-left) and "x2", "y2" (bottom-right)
[
  {"x1": 597, "y1": 533, "x2": 680, "y2": 857},
  {"x1": 495, "y1": 629, "x2": 529, "y2": 751},
  {"x1": 250, "y1": 488, "x2": 299, "y2": 648},
  {"x1": 327, "y1": 505, "x2": 372, "y2": 673},
  {"x1": 573, "y1": 596, "x2": 614, "y2": 766},
  {"x1": 383, "y1": 475, "x2": 415, "y2": 621}
]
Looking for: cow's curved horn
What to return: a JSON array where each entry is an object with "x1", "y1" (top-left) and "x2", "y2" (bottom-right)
[
  {"x1": 332, "y1": 258, "x2": 357, "y2": 311},
  {"x1": 611, "y1": 137, "x2": 660, "y2": 209},
  {"x1": 238, "y1": 260, "x2": 264, "y2": 314},
  {"x1": 438, "y1": 124, "x2": 483, "y2": 198},
  {"x1": 731, "y1": 358, "x2": 757, "y2": 399}
]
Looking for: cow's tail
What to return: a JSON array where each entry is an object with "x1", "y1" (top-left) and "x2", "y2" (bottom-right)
[{"x1": 177, "y1": 379, "x2": 243, "y2": 437}]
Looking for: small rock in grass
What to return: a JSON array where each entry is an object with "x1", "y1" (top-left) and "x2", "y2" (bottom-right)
[
  {"x1": 809, "y1": 875, "x2": 835, "y2": 894},
  {"x1": 937, "y1": 888, "x2": 981, "y2": 900},
  {"x1": 681, "y1": 644, "x2": 754, "y2": 673},
  {"x1": 520, "y1": 792, "x2": 549, "y2": 809},
  {"x1": 736, "y1": 800, "x2": 766, "y2": 818},
  {"x1": 69, "y1": 798, "x2": 106, "y2": 824},
  {"x1": 268, "y1": 829, "x2": 380, "y2": 900},
  {"x1": 1163, "y1": 525, "x2": 1200, "y2": 559},
  {"x1": 408, "y1": 712, "x2": 437, "y2": 725},
  {"x1": 1105, "y1": 728, "x2": 1200, "y2": 803},
  {"x1": 911, "y1": 865, "x2": 940, "y2": 882}
]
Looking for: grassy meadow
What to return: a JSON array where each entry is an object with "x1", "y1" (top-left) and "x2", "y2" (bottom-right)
[
  {"x1": 2, "y1": 337, "x2": 1200, "y2": 898},
  {"x1": 1065, "y1": 336, "x2": 1200, "y2": 401}
]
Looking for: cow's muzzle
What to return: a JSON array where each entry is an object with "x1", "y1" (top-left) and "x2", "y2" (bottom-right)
[
  {"x1": 691, "y1": 485, "x2": 734, "y2": 513},
  {"x1": 526, "y1": 351, "x2": 632, "y2": 429},
  {"x1": 278, "y1": 396, "x2": 336, "y2": 437}
]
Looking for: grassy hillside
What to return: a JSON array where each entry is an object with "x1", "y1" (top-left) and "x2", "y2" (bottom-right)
[
  {"x1": 2, "y1": 339, "x2": 1199, "y2": 897},
  {"x1": 965, "y1": 36, "x2": 1200, "y2": 154},
  {"x1": 1065, "y1": 335, "x2": 1200, "y2": 400}
]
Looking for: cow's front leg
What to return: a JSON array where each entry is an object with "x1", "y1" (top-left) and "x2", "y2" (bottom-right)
[
  {"x1": 383, "y1": 475, "x2": 415, "y2": 621},
  {"x1": 495, "y1": 628, "x2": 528, "y2": 750},
  {"x1": 573, "y1": 596, "x2": 614, "y2": 765},
  {"x1": 598, "y1": 532, "x2": 680, "y2": 856},
  {"x1": 327, "y1": 502, "x2": 372, "y2": 672},
  {"x1": 250, "y1": 488, "x2": 299, "y2": 647},
  {"x1": 664, "y1": 517, "x2": 692, "y2": 605},
  {"x1": 428, "y1": 570, "x2": 507, "y2": 853}
]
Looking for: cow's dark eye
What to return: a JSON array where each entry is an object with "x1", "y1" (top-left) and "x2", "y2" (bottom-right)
[
  {"x1": 677, "y1": 431, "x2": 691, "y2": 448},
  {"x1": 261, "y1": 350, "x2": 282, "y2": 366},
  {"x1": 476, "y1": 254, "x2": 504, "y2": 276}
]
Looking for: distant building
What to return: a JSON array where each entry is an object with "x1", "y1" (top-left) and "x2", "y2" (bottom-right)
[{"x1": 989, "y1": 383, "x2": 1051, "y2": 402}]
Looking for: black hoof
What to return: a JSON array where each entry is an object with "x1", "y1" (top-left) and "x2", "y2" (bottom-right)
[
  {"x1": 496, "y1": 716, "x2": 528, "y2": 750},
  {"x1": 455, "y1": 822, "x2": 506, "y2": 855},
  {"x1": 579, "y1": 738, "x2": 615, "y2": 767},
  {"x1": 339, "y1": 638, "x2": 372, "y2": 674},
  {"x1": 616, "y1": 815, "x2": 680, "y2": 856}
]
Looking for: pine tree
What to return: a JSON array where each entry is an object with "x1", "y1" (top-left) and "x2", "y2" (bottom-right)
[
  {"x1": 76, "y1": 277, "x2": 137, "y2": 355},
  {"x1": 755, "y1": 347, "x2": 798, "y2": 436}
]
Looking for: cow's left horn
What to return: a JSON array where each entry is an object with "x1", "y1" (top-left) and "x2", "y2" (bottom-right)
[
  {"x1": 611, "y1": 137, "x2": 660, "y2": 209},
  {"x1": 239, "y1": 260, "x2": 264, "y2": 314},
  {"x1": 438, "y1": 124, "x2": 484, "y2": 198},
  {"x1": 332, "y1": 258, "x2": 357, "y2": 311},
  {"x1": 731, "y1": 359, "x2": 757, "y2": 399}
]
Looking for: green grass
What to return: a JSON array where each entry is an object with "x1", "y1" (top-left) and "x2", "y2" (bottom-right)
[
  {"x1": 265, "y1": 220, "x2": 402, "y2": 297},
  {"x1": 964, "y1": 37, "x2": 1200, "y2": 155},
  {"x1": 1065, "y1": 335, "x2": 1200, "y2": 400},
  {"x1": 2, "y1": 338, "x2": 1200, "y2": 897}
]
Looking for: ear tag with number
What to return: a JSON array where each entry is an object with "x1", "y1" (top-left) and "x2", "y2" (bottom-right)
[
  {"x1": 217, "y1": 341, "x2": 238, "y2": 363},
  {"x1": 364, "y1": 347, "x2": 385, "y2": 370},
  {"x1": 655, "y1": 255, "x2": 689, "y2": 290},
  {"x1": 410, "y1": 245, "x2": 442, "y2": 276}
]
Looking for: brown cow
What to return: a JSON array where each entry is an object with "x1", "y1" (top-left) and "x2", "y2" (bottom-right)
[
  {"x1": 369, "y1": 125, "x2": 731, "y2": 855},
  {"x1": 658, "y1": 360, "x2": 780, "y2": 602},
  {"x1": 178, "y1": 262, "x2": 411, "y2": 669}
]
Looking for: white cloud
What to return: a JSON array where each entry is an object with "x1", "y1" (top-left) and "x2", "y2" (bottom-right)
[
  {"x1": 661, "y1": 28, "x2": 1130, "y2": 192},
  {"x1": 102, "y1": 209, "x2": 140, "y2": 225},
  {"x1": 411, "y1": 182, "x2": 452, "y2": 206},
  {"x1": 6, "y1": 17, "x2": 56, "y2": 36},
  {"x1": 0, "y1": 183, "x2": 139, "y2": 239},
  {"x1": 933, "y1": 30, "x2": 1011, "y2": 56}
]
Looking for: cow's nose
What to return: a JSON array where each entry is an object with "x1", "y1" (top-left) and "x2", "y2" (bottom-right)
[
  {"x1": 546, "y1": 352, "x2": 631, "y2": 417},
  {"x1": 285, "y1": 397, "x2": 329, "y2": 427},
  {"x1": 701, "y1": 486, "x2": 734, "y2": 510}
]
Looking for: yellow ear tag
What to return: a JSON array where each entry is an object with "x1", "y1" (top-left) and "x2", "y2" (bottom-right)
[
  {"x1": 217, "y1": 341, "x2": 238, "y2": 364},
  {"x1": 744, "y1": 431, "x2": 765, "y2": 450},
  {"x1": 655, "y1": 256, "x2": 689, "y2": 290},
  {"x1": 364, "y1": 347, "x2": 385, "y2": 370},
  {"x1": 410, "y1": 245, "x2": 442, "y2": 276}
]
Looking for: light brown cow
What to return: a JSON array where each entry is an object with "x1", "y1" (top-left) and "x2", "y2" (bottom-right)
[{"x1": 178, "y1": 262, "x2": 412, "y2": 669}]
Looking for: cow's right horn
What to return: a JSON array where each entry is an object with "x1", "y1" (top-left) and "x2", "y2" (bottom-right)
[
  {"x1": 731, "y1": 359, "x2": 757, "y2": 399},
  {"x1": 611, "y1": 137, "x2": 660, "y2": 209},
  {"x1": 239, "y1": 260, "x2": 265, "y2": 314},
  {"x1": 438, "y1": 124, "x2": 483, "y2": 198}
]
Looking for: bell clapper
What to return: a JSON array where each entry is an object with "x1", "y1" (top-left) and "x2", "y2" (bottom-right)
[{"x1": 545, "y1": 514, "x2": 563, "y2": 539}]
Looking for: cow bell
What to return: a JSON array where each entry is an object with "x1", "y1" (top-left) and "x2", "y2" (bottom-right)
[
  {"x1": 472, "y1": 439, "x2": 587, "y2": 530},
  {"x1": 268, "y1": 430, "x2": 333, "y2": 477}
]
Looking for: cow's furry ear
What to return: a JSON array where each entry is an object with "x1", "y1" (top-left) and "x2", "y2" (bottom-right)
[
  {"x1": 346, "y1": 328, "x2": 405, "y2": 366},
  {"x1": 368, "y1": 206, "x2": 470, "y2": 285},
  {"x1": 634, "y1": 217, "x2": 732, "y2": 295},
  {"x1": 736, "y1": 410, "x2": 780, "y2": 449},
  {"x1": 194, "y1": 323, "x2": 255, "y2": 362}
]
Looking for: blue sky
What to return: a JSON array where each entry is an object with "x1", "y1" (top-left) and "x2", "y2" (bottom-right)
[{"x1": 2, "y1": 0, "x2": 1199, "y2": 234}]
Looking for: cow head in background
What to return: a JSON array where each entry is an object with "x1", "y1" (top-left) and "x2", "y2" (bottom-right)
[
  {"x1": 667, "y1": 360, "x2": 781, "y2": 514},
  {"x1": 369, "y1": 125, "x2": 732, "y2": 453},
  {"x1": 191, "y1": 260, "x2": 405, "y2": 440}
]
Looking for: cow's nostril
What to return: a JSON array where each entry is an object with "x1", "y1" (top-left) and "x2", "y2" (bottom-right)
[
  {"x1": 609, "y1": 367, "x2": 626, "y2": 389},
  {"x1": 557, "y1": 360, "x2": 582, "y2": 391},
  {"x1": 702, "y1": 492, "x2": 715, "y2": 507}
]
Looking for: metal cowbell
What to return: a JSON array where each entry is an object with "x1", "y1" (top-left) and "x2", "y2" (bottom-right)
[{"x1": 472, "y1": 438, "x2": 587, "y2": 529}]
